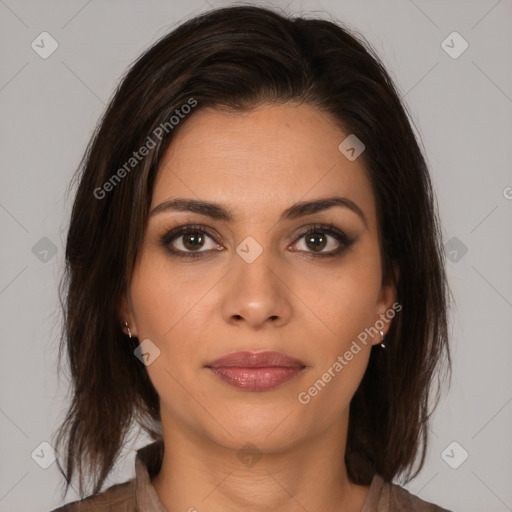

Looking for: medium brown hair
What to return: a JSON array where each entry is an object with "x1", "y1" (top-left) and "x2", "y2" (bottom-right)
[{"x1": 54, "y1": 4, "x2": 451, "y2": 499}]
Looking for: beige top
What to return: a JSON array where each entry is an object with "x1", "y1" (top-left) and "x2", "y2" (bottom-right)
[{"x1": 51, "y1": 441, "x2": 452, "y2": 511}]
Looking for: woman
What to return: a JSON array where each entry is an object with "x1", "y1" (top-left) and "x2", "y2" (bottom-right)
[{"x1": 51, "y1": 5, "x2": 452, "y2": 511}]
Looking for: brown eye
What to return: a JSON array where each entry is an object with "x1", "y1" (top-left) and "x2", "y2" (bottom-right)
[
  {"x1": 304, "y1": 232, "x2": 328, "y2": 252},
  {"x1": 182, "y1": 231, "x2": 205, "y2": 251},
  {"x1": 161, "y1": 225, "x2": 221, "y2": 258},
  {"x1": 290, "y1": 224, "x2": 354, "y2": 258}
]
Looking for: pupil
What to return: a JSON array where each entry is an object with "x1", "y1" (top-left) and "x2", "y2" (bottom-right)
[
  {"x1": 307, "y1": 233, "x2": 326, "y2": 252},
  {"x1": 184, "y1": 232, "x2": 203, "y2": 250}
]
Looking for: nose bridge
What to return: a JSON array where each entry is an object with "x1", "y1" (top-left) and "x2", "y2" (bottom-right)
[
  {"x1": 221, "y1": 234, "x2": 291, "y2": 327},
  {"x1": 234, "y1": 235, "x2": 280, "y2": 298}
]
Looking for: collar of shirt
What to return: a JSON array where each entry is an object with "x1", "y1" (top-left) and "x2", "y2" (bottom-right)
[{"x1": 132, "y1": 440, "x2": 449, "y2": 512}]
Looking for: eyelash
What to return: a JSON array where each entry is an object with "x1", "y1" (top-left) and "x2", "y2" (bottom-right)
[{"x1": 160, "y1": 223, "x2": 354, "y2": 260}]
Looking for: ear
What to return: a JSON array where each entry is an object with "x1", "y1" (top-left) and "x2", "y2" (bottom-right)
[
  {"x1": 117, "y1": 289, "x2": 138, "y2": 338},
  {"x1": 372, "y1": 265, "x2": 399, "y2": 345}
]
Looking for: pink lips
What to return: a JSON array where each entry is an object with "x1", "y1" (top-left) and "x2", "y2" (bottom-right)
[{"x1": 206, "y1": 351, "x2": 305, "y2": 391}]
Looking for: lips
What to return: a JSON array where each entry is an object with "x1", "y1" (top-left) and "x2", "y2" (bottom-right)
[
  {"x1": 207, "y1": 350, "x2": 305, "y2": 368},
  {"x1": 206, "y1": 351, "x2": 305, "y2": 391}
]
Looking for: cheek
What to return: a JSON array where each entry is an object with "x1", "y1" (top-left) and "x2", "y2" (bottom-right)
[
  {"x1": 128, "y1": 259, "x2": 206, "y2": 421},
  {"x1": 129, "y1": 251, "x2": 218, "y2": 385},
  {"x1": 299, "y1": 255, "x2": 382, "y2": 357},
  {"x1": 128, "y1": 255, "x2": 186, "y2": 367},
  {"x1": 294, "y1": 264, "x2": 380, "y2": 417},
  {"x1": 130, "y1": 249, "x2": 201, "y2": 338}
]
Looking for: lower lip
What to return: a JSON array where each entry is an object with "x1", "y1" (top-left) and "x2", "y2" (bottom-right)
[{"x1": 208, "y1": 366, "x2": 304, "y2": 391}]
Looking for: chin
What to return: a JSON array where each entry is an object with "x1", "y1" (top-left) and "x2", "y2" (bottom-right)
[{"x1": 203, "y1": 404, "x2": 307, "y2": 452}]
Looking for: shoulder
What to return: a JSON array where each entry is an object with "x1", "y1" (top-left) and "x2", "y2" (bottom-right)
[
  {"x1": 366, "y1": 474, "x2": 453, "y2": 512},
  {"x1": 49, "y1": 479, "x2": 136, "y2": 512},
  {"x1": 387, "y1": 480, "x2": 453, "y2": 512}
]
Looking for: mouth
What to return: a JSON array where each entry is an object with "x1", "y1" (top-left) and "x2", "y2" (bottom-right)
[{"x1": 205, "y1": 351, "x2": 306, "y2": 392}]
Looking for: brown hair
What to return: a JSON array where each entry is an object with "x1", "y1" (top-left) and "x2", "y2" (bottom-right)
[{"x1": 54, "y1": 4, "x2": 451, "y2": 499}]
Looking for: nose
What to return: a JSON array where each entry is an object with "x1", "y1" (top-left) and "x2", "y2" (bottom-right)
[{"x1": 220, "y1": 250, "x2": 292, "y2": 330}]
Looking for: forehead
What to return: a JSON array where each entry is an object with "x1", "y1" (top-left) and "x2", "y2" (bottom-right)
[{"x1": 151, "y1": 103, "x2": 376, "y2": 226}]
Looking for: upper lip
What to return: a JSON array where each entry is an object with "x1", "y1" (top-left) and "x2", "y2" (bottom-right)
[{"x1": 206, "y1": 351, "x2": 305, "y2": 368}]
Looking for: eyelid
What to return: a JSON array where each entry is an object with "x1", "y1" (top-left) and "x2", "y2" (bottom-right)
[
  {"x1": 160, "y1": 222, "x2": 354, "y2": 258},
  {"x1": 160, "y1": 223, "x2": 223, "y2": 251},
  {"x1": 288, "y1": 223, "x2": 353, "y2": 255}
]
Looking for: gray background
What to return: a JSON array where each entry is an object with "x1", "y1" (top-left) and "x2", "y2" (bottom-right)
[{"x1": 0, "y1": 0, "x2": 511, "y2": 510}]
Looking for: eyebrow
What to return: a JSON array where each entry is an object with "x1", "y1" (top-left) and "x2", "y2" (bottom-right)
[{"x1": 149, "y1": 196, "x2": 367, "y2": 227}]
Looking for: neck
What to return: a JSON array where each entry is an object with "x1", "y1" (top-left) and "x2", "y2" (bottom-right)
[{"x1": 152, "y1": 412, "x2": 371, "y2": 512}]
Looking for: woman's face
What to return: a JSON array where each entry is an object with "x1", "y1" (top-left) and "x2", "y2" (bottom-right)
[{"x1": 120, "y1": 102, "x2": 396, "y2": 453}]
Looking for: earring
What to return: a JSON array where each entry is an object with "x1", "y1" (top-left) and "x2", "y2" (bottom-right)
[
  {"x1": 125, "y1": 321, "x2": 132, "y2": 339},
  {"x1": 379, "y1": 329, "x2": 386, "y2": 348}
]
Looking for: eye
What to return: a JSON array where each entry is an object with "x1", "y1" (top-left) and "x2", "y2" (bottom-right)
[
  {"x1": 160, "y1": 223, "x2": 354, "y2": 260},
  {"x1": 290, "y1": 224, "x2": 353, "y2": 258},
  {"x1": 161, "y1": 225, "x2": 222, "y2": 259}
]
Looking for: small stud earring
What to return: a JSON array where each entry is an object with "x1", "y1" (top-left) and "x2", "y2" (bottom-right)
[
  {"x1": 379, "y1": 329, "x2": 385, "y2": 348},
  {"x1": 125, "y1": 321, "x2": 132, "y2": 339}
]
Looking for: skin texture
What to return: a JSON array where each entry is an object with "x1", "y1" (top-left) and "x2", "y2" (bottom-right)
[{"x1": 119, "y1": 103, "x2": 397, "y2": 512}]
